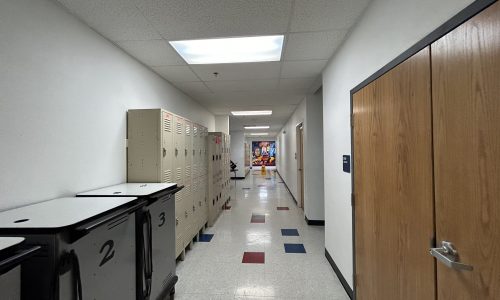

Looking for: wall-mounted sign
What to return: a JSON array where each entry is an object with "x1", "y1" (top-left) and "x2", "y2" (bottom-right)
[{"x1": 343, "y1": 155, "x2": 351, "y2": 173}]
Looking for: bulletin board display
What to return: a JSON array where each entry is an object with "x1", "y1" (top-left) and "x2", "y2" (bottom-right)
[{"x1": 252, "y1": 141, "x2": 276, "y2": 166}]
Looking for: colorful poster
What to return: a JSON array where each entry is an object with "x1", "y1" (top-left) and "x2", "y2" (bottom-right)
[{"x1": 252, "y1": 141, "x2": 276, "y2": 166}]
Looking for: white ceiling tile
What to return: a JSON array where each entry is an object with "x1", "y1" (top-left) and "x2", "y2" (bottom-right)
[
  {"x1": 57, "y1": 0, "x2": 161, "y2": 41},
  {"x1": 284, "y1": 31, "x2": 347, "y2": 60},
  {"x1": 172, "y1": 81, "x2": 212, "y2": 95},
  {"x1": 290, "y1": 0, "x2": 372, "y2": 32},
  {"x1": 197, "y1": 91, "x2": 304, "y2": 106},
  {"x1": 116, "y1": 40, "x2": 186, "y2": 66},
  {"x1": 152, "y1": 66, "x2": 200, "y2": 82},
  {"x1": 205, "y1": 80, "x2": 279, "y2": 93},
  {"x1": 191, "y1": 62, "x2": 281, "y2": 81},
  {"x1": 279, "y1": 78, "x2": 316, "y2": 91},
  {"x1": 134, "y1": 0, "x2": 293, "y2": 40},
  {"x1": 281, "y1": 60, "x2": 328, "y2": 78}
]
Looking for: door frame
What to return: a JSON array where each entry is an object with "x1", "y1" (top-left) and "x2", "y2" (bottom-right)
[
  {"x1": 342, "y1": 1, "x2": 498, "y2": 299},
  {"x1": 296, "y1": 122, "x2": 305, "y2": 209}
]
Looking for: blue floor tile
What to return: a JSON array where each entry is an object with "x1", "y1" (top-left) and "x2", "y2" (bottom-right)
[
  {"x1": 199, "y1": 234, "x2": 214, "y2": 242},
  {"x1": 284, "y1": 243, "x2": 306, "y2": 254},
  {"x1": 281, "y1": 229, "x2": 299, "y2": 236}
]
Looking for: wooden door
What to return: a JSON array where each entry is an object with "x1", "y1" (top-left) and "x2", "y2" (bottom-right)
[
  {"x1": 353, "y1": 47, "x2": 435, "y2": 300},
  {"x1": 296, "y1": 123, "x2": 304, "y2": 208},
  {"x1": 431, "y1": 2, "x2": 500, "y2": 299}
]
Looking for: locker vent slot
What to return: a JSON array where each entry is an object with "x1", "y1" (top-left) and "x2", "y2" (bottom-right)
[
  {"x1": 186, "y1": 124, "x2": 191, "y2": 136},
  {"x1": 186, "y1": 166, "x2": 191, "y2": 178},
  {"x1": 176, "y1": 122, "x2": 182, "y2": 134},
  {"x1": 176, "y1": 168, "x2": 182, "y2": 181},
  {"x1": 163, "y1": 170, "x2": 172, "y2": 183},
  {"x1": 193, "y1": 126, "x2": 198, "y2": 136},
  {"x1": 164, "y1": 117, "x2": 172, "y2": 132}
]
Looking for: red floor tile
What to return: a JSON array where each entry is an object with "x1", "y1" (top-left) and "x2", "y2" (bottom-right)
[
  {"x1": 242, "y1": 252, "x2": 265, "y2": 264},
  {"x1": 251, "y1": 214, "x2": 265, "y2": 223},
  {"x1": 277, "y1": 207, "x2": 289, "y2": 210}
]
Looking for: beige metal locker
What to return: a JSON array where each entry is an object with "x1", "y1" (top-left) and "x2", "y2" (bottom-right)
[
  {"x1": 207, "y1": 132, "x2": 230, "y2": 226},
  {"x1": 127, "y1": 109, "x2": 210, "y2": 259},
  {"x1": 128, "y1": 109, "x2": 173, "y2": 183},
  {"x1": 183, "y1": 119, "x2": 194, "y2": 245}
]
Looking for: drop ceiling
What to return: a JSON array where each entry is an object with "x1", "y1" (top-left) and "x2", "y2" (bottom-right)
[{"x1": 56, "y1": 0, "x2": 371, "y2": 135}]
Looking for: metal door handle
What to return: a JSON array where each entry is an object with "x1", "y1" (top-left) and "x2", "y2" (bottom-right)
[
  {"x1": 430, "y1": 241, "x2": 473, "y2": 271},
  {"x1": 163, "y1": 148, "x2": 167, "y2": 157}
]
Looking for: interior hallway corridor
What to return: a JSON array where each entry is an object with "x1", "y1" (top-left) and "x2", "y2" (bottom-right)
[{"x1": 174, "y1": 170, "x2": 347, "y2": 300}]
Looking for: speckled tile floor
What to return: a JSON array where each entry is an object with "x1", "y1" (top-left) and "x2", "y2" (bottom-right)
[{"x1": 174, "y1": 170, "x2": 349, "y2": 300}]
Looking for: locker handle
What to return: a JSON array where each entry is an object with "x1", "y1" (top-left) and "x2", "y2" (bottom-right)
[
  {"x1": 0, "y1": 245, "x2": 41, "y2": 274},
  {"x1": 185, "y1": 149, "x2": 188, "y2": 156},
  {"x1": 72, "y1": 201, "x2": 145, "y2": 241},
  {"x1": 163, "y1": 148, "x2": 166, "y2": 157},
  {"x1": 185, "y1": 211, "x2": 188, "y2": 218},
  {"x1": 175, "y1": 148, "x2": 178, "y2": 156},
  {"x1": 176, "y1": 218, "x2": 179, "y2": 226},
  {"x1": 193, "y1": 205, "x2": 195, "y2": 212}
]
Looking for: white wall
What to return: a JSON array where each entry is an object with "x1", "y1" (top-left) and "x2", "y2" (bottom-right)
[
  {"x1": 229, "y1": 131, "x2": 248, "y2": 178},
  {"x1": 215, "y1": 115, "x2": 230, "y2": 134},
  {"x1": 276, "y1": 100, "x2": 306, "y2": 201},
  {"x1": 0, "y1": 0, "x2": 215, "y2": 211},
  {"x1": 322, "y1": 0, "x2": 475, "y2": 289},
  {"x1": 277, "y1": 92, "x2": 324, "y2": 221},
  {"x1": 304, "y1": 91, "x2": 324, "y2": 221}
]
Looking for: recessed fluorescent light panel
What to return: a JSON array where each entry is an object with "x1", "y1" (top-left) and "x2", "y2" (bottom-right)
[
  {"x1": 170, "y1": 35, "x2": 284, "y2": 64},
  {"x1": 231, "y1": 110, "x2": 272, "y2": 116},
  {"x1": 244, "y1": 126, "x2": 270, "y2": 130},
  {"x1": 250, "y1": 133, "x2": 269, "y2": 136}
]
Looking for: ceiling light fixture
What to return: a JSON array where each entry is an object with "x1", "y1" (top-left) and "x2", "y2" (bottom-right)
[
  {"x1": 231, "y1": 110, "x2": 272, "y2": 116},
  {"x1": 250, "y1": 133, "x2": 269, "y2": 136},
  {"x1": 170, "y1": 35, "x2": 284, "y2": 64},
  {"x1": 244, "y1": 125, "x2": 270, "y2": 130}
]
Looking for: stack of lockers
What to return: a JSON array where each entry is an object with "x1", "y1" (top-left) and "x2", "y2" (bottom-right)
[
  {"x1": 127, "y1": 109, "x2": 209, "y2": 259},
  {"x1": 207, "y1": 132, "x2": 231, "y2": 226}
]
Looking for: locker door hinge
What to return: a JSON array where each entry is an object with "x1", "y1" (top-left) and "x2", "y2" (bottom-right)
[{"x1": 351, "y1": 193, "x2": 355, "y2": 207}]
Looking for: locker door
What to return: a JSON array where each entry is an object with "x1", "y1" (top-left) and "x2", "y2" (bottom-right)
[
  {"x1": 184, "y1": 120, "x2": 193, "y2": 239},
  {"x1": 174, "y1": 116, "x2": 185, "y2": 185},
  {"x1": 431, "y1": 2, "x2": 500, "y2": 298},
  {"x1": 353, "y1": 47, "x2": 434, "y2": 299},
  {"x1": 161, "y1": 111, "x2": 174, "y2": 183},
  {"x1": 173, "y1": 116, "x2": 185, "y2": 256}
]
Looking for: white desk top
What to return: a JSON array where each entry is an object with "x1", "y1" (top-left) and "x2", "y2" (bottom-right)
[
  {"x1": 77, "y1": 183, "x2": 177, "y2": 197},
  {"x1": 0, "y1": 237, "x2": 25, "y2": 252},
  {"x1": 0, "y1": 197, "x2": 137, "y2": 229}
]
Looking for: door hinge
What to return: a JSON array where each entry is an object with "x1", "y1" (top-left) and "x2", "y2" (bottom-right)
[{"x1": 351, "y1": 193, "x2": 355, "y2": 206}]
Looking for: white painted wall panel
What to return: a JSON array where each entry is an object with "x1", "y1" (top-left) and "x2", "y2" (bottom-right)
[{"x1": 0, "y1": 0, "x2": 214, "y2": 211}]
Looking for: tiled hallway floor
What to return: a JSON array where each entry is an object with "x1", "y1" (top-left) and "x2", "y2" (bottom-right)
[{"x1": 175, "y1": 170, "x2": 349, "y2": 300}]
